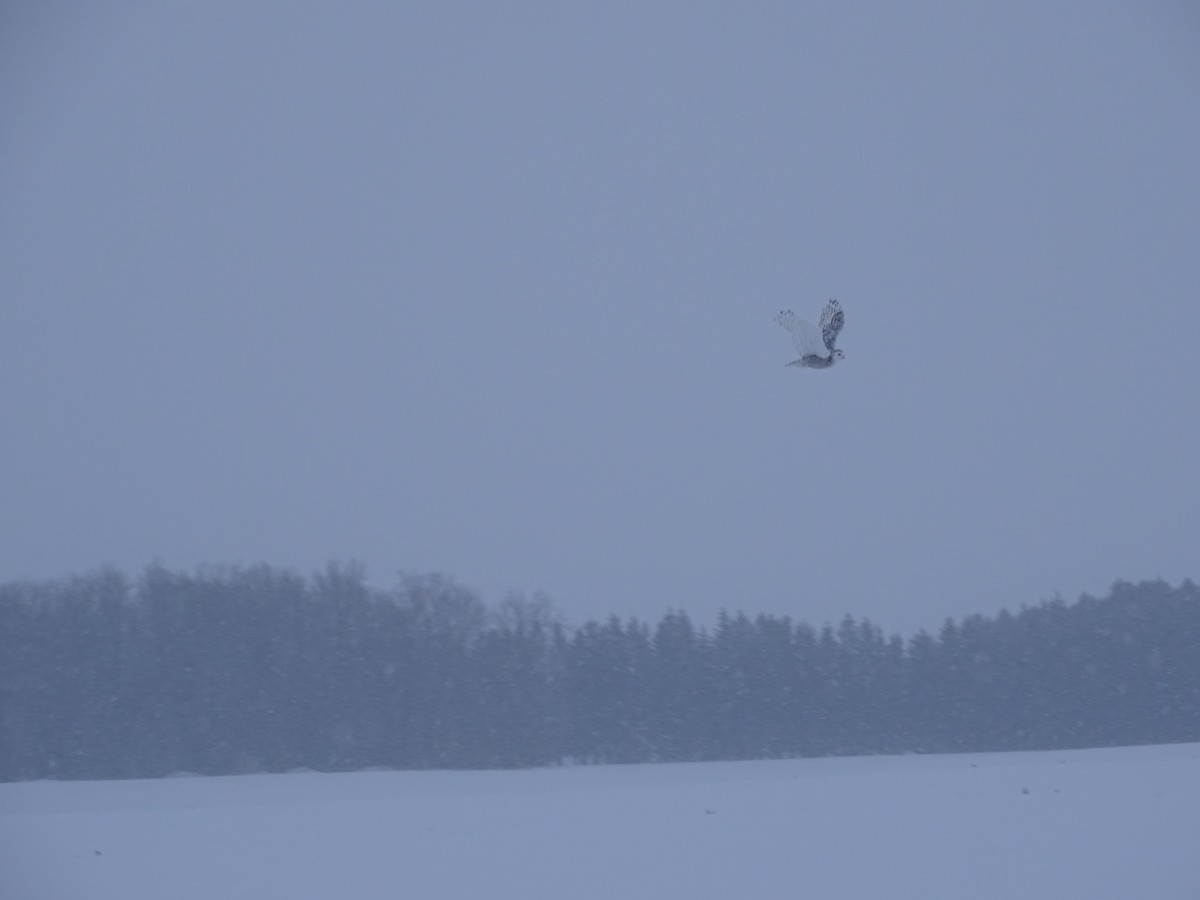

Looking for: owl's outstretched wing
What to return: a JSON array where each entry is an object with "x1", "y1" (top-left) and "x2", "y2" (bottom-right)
[
  {"x1": 819, "y1": 299, "x2": 844, "y2": 353},
  {"x1": 775, "y1": 309, "x2": 825, "y2": 358}
]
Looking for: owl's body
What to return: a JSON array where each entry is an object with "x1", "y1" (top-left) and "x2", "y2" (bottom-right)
[{"x1": 776, "y1": 299, "x2": 845, "y2": 369}]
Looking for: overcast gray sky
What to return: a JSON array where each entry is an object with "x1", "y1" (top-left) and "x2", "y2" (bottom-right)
[{"x1": 3, "y1": 2, "x2": 1197, "y2": 635}]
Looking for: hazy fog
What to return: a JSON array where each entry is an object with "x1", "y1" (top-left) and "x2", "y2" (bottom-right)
[{"x1": 2, "y1": 3, "x2": 1197, "y2": 634}]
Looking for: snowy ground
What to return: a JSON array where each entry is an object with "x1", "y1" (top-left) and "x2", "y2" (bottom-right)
[{"x1": 2, "y1": 743, "x2": 1198, "y2": 899}]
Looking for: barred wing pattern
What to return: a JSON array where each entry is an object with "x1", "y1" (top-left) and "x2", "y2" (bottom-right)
[{"x1": 818, "y1": 299, "x2": 844, "y2": 353}]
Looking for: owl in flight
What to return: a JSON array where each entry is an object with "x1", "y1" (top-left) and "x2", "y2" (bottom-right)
[{"x1": 776, "y1": 299, "x2": 845, "y2": 369}]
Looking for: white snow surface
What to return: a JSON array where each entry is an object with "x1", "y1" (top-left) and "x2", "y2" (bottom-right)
[{"x1": 2, "y1": 743, "x2": 1198, "y2": 899}]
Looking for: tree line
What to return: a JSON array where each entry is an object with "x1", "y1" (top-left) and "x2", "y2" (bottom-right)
[{"x1": 1, "y1": 564, "x2": 1197, "y2": 782}]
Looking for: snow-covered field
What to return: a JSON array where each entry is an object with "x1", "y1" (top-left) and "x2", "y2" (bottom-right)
[{"x1": 2, "y1": 743, "x2": 1198, "y2": 899}]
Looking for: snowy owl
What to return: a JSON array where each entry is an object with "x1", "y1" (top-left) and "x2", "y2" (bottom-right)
[{"x1": 776, "y1": 299, "x2": 845, "y2": 369}]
